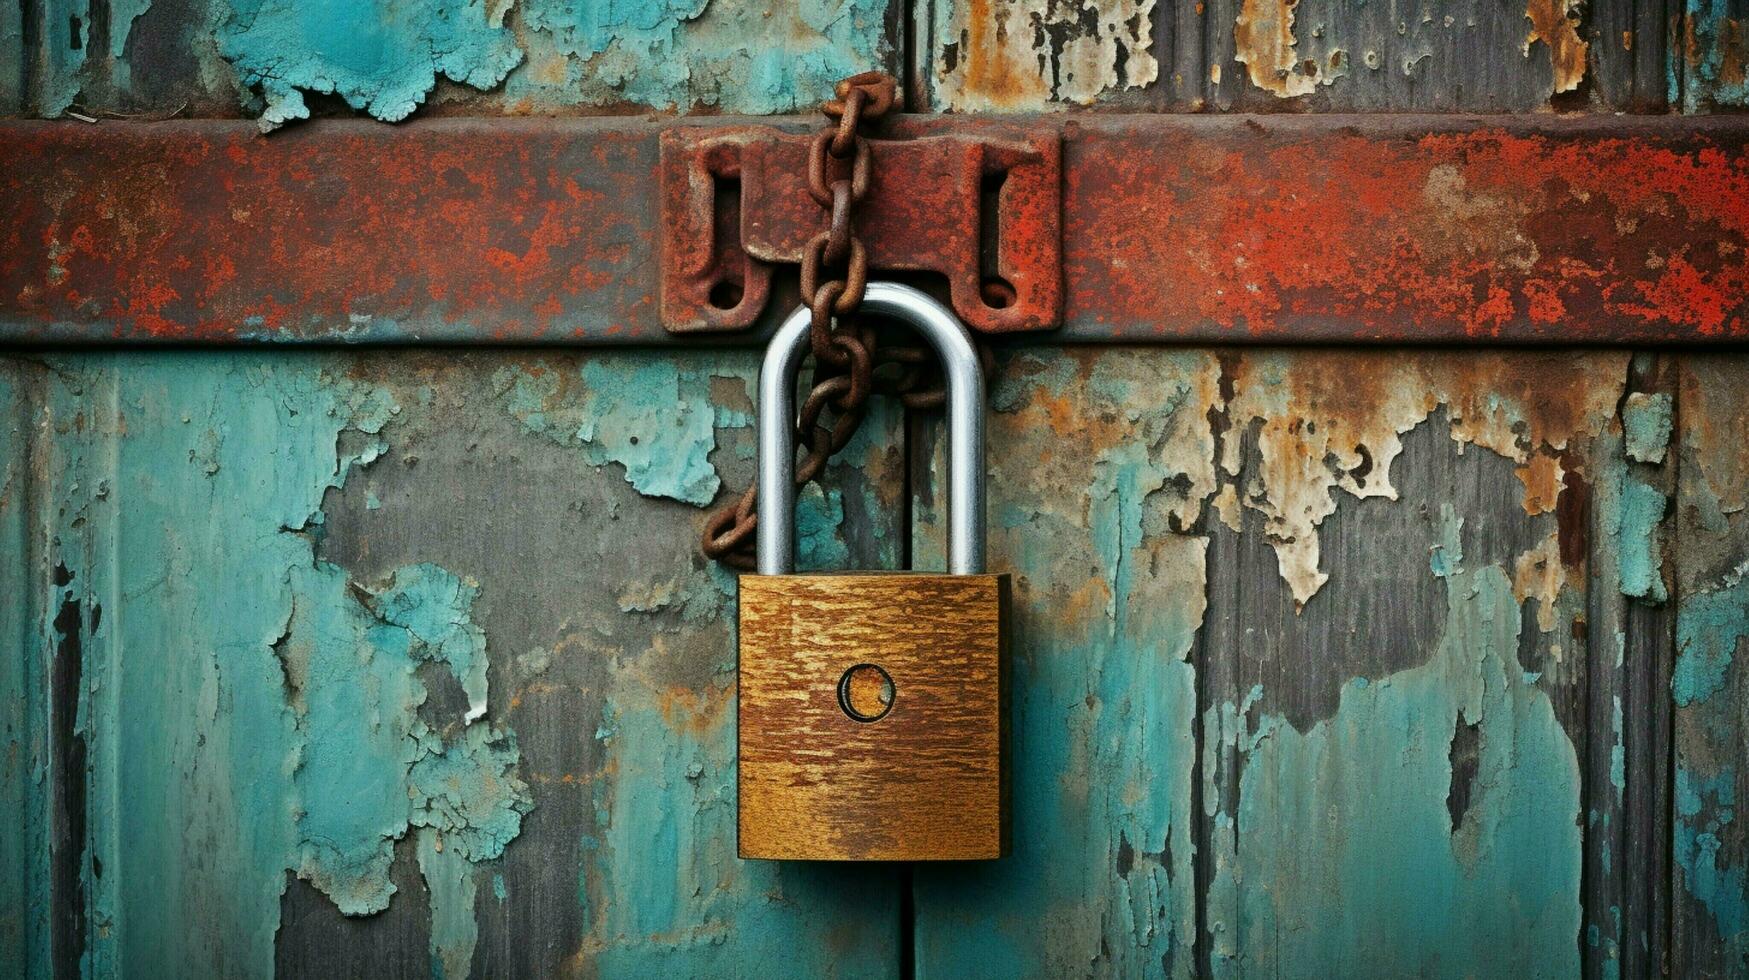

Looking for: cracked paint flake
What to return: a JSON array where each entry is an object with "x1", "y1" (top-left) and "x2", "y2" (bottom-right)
[
  {"x1": 1624, "y1": 391, "x2": 1674, "y2": 464},
  {"x1": 1676, "y1": 768, "x2": 1749, "y2": 966},
  {"x1": 18, "y1": 356, "x2": 531, "y2": 978},
  {"x1": 511, "y1": 0, "x2": 891, "y2": 112},
  {"x1": 369, "y1": 563, "x2": 492, "y2": 723},
  {"x1": 1524, "y1": 0, "x2": 1589, "y2": 93},
  {"x1": 931, "y1": 0, "x2": 1158, "y2": 110},
  {"x1": 1216, "y1": 351, "x2": 1626, "y2": 604},
  {"x1": 1673, "y1": 562, "x2": 1749, "y2": 706},
  {"x1": 1610, "y1": 476, "x2": 1670, "y2": 603},
  {"x1": 491, "y1": 359, "x2": 726, "y2": 506},
  {"x1": 1206, "y1": 510, "x2": 1582, "y2": 976},
  {"x1": 218, "y1": 0, "x2": 524, "y2": 130}
]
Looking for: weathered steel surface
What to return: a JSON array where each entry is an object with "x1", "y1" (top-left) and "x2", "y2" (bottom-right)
[
  {"x1": 660, "y1": 124, "x2": 1062, "y2": 334},
  {"x1": 911, "y1": 348, "x2": 1686, "y2": 978},
  {"x1": 6, "y1": 115, "x2": 1749, "y2": 346},
  {"x1": 1673, "y1": 355, "x2": 1749, "y2": 977},
  {"x1": 0, "y1": 350, "x2": 907, "y2": 976}
]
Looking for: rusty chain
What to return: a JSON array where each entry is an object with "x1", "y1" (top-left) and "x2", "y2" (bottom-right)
[{"x1": 701, "y1": 70, "x2": 996, "y2": 570}]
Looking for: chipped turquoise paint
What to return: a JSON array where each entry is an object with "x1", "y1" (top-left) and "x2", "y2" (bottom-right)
[
  {"x1": 1674, "y1": 568, "x2": 1749, "y2": 706},
  {"x1": 417, "y1": 826, "x2": 480, "y2": 980},
  {"x1": 1208, "y1": 517, "x2": 1582, "y2": 977},
  {"x1": 1676, "y1": 768, "x2": 1748, "y2": 965},
  {"x1": 1613, "y1": 477, "x2": 1669, "y2": 602},
  {"x1": 370, "y1": 563, "x2": 491, "y2": 722},
  {"x1": 0, "y1": 365, "x2": 52, "y2": 977},
  {"x1": 512, "y1": 0, "x2": 892, "y2": 113},
  {"x1": 493, "y1": 359, "x2": 726, "y2": 506},
  {"x1": 14, "y1": 355, "x2": 529, "y2": 977},
  {"x1": 583, "y1": 690, "x2": 896, "y2": 973},
  {"x1": 0, "y1": 0, "x2": 22, "y2": 113},
  {"x1": 218, "y1": 0, "x2": 522, "y2": 130},
  {"x1": 35, "y1": 0, "x2": 91, "y2": 115},
  {"x1": 1623, "y1": 392, "x2": 1674, "y2": 464},
  {"x1": 1681, "y1": 0, "x2": 1749, "y2": 110},
  {"x1": 915, "y1": 351, "x2": 1207, "y2": 977}
]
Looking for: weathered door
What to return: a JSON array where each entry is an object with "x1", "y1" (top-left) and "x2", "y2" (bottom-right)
[{"x1": 4, "y1": 2, "x2": 1748, "y2": 977}]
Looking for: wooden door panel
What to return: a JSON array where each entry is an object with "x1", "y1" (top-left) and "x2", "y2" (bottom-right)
[
  {"x1": 0, "y1": 351, "x2": 905, "y2": 978},
  {"x1": 912, "y1": 348, "x2": 1672, "y2": 978}
]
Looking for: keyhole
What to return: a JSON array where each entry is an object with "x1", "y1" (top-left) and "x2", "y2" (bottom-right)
[{"x1": 837, "y1": 664, "x2": 894, "y2": 722}]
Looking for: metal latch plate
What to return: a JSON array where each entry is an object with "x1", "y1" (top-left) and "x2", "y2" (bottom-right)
[{"x1": 660, "y1": 123, "x2": 1062, "y2": 335}]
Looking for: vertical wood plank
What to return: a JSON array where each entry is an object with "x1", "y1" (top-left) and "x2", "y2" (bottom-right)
[
  {"x1": 1584, "y1": 352, "x2": 1678, "y2": 980},
  {"x1": 0, "y1": 360, "x2": 54, "y2": 978},
  {"x1": 1672, "y1": 354, "x2": 1749, "y2": 978},
  {"x1": 1198, "y1": 351, "x2": 1620, "y2": 978},
  {"x1": 912, "y1": 349, "x2": 1218, "y2": 977}
]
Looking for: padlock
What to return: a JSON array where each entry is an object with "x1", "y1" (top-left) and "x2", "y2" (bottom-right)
[{"x1": 738, "y1": 281, "x2": 1010, "y2": 862}]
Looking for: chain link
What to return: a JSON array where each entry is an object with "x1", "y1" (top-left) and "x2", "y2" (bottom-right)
[{"x1": 701, "y1": 70, "x2": 995, "y2": 570}]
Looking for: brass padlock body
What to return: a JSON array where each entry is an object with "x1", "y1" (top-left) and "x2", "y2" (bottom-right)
[{"x1": 738, "y1": 572, "x2": 1009, "y2": 861}]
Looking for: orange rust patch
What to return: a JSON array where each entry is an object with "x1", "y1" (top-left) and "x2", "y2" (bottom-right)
[
  {"x1": 1516, "y1": 453, "x2": 1566, "y2": 516},
  {"x1": 1524, "y1": 0, "x2": 1590, "y2": 93},
  {"x1": 1234, "y1": 0, "x2": 1319, "y2": 97}
]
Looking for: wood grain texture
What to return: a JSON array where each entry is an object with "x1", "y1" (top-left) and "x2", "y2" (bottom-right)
[
  {"x1": 1672, "y1": 354, "x2": 1749, "y2": 978},
  {"x1": 738, "y1": 573, "x2": 1009, "y2": 862},
  {"x1": 918, "y1": 0, "x2": 1679, "y2": 112},
  {"x1": 0, "y1": 350, "x2": 908, "y2": 978}
]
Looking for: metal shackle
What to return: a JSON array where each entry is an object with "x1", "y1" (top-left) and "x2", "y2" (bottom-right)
[{"x1": 757, "y1": 281, "x2": 987, "y2": 576}]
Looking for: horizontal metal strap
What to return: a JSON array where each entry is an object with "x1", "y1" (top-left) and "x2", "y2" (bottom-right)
[{"x1": 4, "y1": 114, "x2": 1746, "y2": 346}]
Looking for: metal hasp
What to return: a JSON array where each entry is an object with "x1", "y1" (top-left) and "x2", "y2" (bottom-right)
[
  {"x1": 660, "y1": 123, "x2": 1062, "y2": 336},
  {"x1": 756, "y1": 282, "x2": 987, "y2": 574}
]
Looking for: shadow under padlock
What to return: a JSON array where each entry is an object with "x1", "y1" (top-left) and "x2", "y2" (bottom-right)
[{"x1": 737, "y1": 282, "x2": 1011, "y2": 862}]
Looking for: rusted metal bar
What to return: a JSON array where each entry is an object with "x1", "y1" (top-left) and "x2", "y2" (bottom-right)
[{"x1": 3, "y1": 115, "x2": 1746, "y2": 345}]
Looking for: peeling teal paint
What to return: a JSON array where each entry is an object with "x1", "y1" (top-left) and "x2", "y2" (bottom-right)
[
  {"x1": 0, "y1": 366, "x2": 52, "y2": 977},
  {"x1": 1612, "y1": 478, "x2": 1669, "y2": 602},
  {"x1": 35, "y1": 0, "x2": 91, "y2": 116},
  {"x1": 512, "y1": 0, "x2": 892, "y2": 113},
  {"x1": 11, "y1": 356, "x2": 530, "y2": 977},
  {"x1": 1681, "y1": 0, "x2": 1749, "y2": 111},
  {"x1": 493, "y1": 360, "x2": 730, "y2": 506},
  {"x1": 218, "y1": 0, "x2": 523, "y2": 130},
  {"x1": 1673, "y1": 564, "x2": 1749, "y2": 706},
  {"x1": 1623, "y1": 392, "x2": 1674, "y2": 464},
  {"x1": 581, "y1": 686, "x2": 895, "y2": 973},
  {"x1": 1208, "y1": 512, "x2": 1582, "y2": 977},
  {"x1": 0, "y1": 0, "x2": 23, "y2": 113},
  {"x1": 915, "y1": 351, "x2": 1210, "y2": 977},
  {"x1": 1676, "y1": 768, "x2": 1748, "y2": 965},
  {"x1": 369, "y1": 563, "x2": 491, "y2": 723},
  {"x1": 417, "y1": 827, "x2": 479, "y2": 980}
]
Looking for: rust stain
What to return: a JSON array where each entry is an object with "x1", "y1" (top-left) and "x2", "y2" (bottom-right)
[
  {"x1": 1512, "y1": 529, "x2": 1573, "y2": 633},
  {"x1": 936, "y1": 0, "x2": 1158, "y2": 109},
  {"x1": 1233, "y1": 0, "x2": 1324, "y2": 97},
  {"x1": 1517, "y1": 454, "x2": 1566, "y2": 515},
  {"x1": 1524, "y1": 0, "x2": 1590, "y2": 93},
  {"x1": 1219, "y1": 351, "x2": 1626, "y2": 604}
]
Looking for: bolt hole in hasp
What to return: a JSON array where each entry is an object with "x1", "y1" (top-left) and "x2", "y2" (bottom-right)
[{"x1": 709, "y1": 279, "x2": 745, "y2": 310}]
